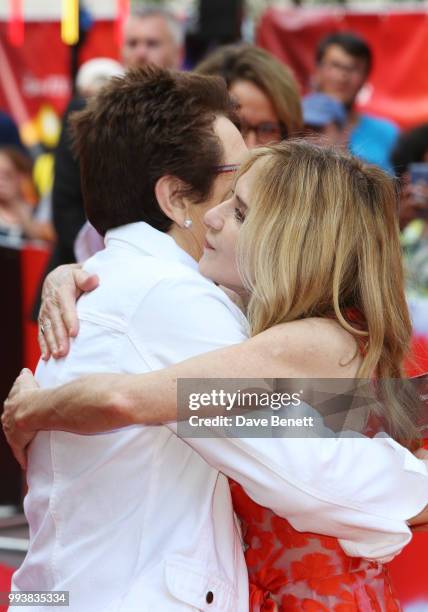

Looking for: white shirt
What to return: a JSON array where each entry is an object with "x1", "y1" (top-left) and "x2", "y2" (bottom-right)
[
  {"x1": 12, "y1": 222, "x2": 428, "y2": 611},
  {"x1": 74, "y1": 221, "x2": 104, "y2": 263}
]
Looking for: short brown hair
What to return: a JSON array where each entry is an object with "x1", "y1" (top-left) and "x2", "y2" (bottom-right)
[
  {"x1": 70, "y1": 66, "x2": 237, "y2": 235},
  {"x1": 316, "y1": 32, "x2": 372, "y2": 74}
]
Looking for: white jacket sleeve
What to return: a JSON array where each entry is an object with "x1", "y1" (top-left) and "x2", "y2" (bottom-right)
[
  {"x1": 166, "y1": 424, "x2": 428, "y2": 563},
  {"x1": 135, "y1": 275, "x2": 428, "y2": 563}
]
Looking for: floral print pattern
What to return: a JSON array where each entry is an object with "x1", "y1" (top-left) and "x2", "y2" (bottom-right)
[{"x1": 230, "y1": 480, "x2": 401, "y2": 612}]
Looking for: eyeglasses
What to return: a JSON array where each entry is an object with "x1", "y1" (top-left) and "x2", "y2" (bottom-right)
[
  {"x1": 240, "y1": 121, "x2": 288, "y2": 145},
  {"x1": 213, "y1": 164, "x2": 241, "y2": 174},
  {"x1": 320, "y1": 60, "x2": 367, "y2": 77}
]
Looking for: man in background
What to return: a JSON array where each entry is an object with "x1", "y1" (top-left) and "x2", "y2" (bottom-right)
[
  {"x1": 314, "y1": 31, "x2": 398, "y2": 173},
  {"x1": 121, "y1": 6, "x2": 184, "y2": 70},
  {"x1": 52, "y1": 6, "x2": 184, "y2": 267},
  {"x1": 34, "y1": 8, "x2": 185, "y2": 320}
]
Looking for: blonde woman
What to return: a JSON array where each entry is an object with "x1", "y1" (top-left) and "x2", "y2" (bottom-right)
[
  {"x1": 5, "y1": 142, "x2": 428, "y2": 610},
  {"x1": 196, "y1": 44, "x2": 303, "y2": 148}
]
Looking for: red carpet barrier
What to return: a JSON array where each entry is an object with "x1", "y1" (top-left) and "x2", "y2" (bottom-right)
[{"x1": 257, "y1": 8, "x2": 428, "y2": 129}]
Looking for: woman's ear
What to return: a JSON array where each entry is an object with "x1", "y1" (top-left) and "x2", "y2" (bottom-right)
[{"x1": 155, "y1": 175, "x2": 188, "y2": 227}]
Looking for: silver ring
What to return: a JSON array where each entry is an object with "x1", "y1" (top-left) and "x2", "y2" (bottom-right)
[{"x1": 40, "y1": 319, "x2": 52, "y2": 335}]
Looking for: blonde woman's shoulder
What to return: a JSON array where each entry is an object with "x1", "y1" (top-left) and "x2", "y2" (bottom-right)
[{"x1": 250, "y1": 317, "x2": 361, "y2": 378}]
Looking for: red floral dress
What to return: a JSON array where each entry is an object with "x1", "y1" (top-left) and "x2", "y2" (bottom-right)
[
  {"x1": 230, "y1": 480, "x2": 400, "y2": 611},
  {"x1": 229, "y1": 309, "x2": 400, "y2": 611}
]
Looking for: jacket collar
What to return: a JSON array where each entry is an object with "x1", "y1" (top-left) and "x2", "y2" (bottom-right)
[{"x1": 105, "y1": 222, "x2": 198, "y2": 271}]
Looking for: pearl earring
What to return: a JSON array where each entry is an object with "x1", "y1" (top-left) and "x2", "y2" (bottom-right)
[{"x1": 183, "y1": 219, "x2": 193, "y2": 229}]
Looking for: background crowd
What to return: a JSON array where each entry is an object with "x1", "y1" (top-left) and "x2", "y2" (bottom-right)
[{"x1": 1, "y1": 6, "x2": 428, "y2": 305}]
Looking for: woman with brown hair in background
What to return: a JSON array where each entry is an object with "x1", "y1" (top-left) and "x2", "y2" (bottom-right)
[{"x1": 196, "y1": 44, "x2": 303, "y2": 148}]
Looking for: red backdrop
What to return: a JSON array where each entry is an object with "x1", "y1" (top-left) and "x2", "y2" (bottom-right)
[
  {"x1": 0, "y1": 20, "x2": 118, "y2": 130},
  {"x1": 257, "y1": 8, "x2": 428, "y2": 130},
  {"x1": 1, "y1": 12, "x2": 427, "y2": 608},
  {"x1": 2, "y1": 11, "x2": 428, "y2": 131}
]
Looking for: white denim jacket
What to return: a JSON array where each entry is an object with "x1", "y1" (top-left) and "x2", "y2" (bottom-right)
[{"x1": 12, "y1": 222, "x2": 428, "y2": 612}]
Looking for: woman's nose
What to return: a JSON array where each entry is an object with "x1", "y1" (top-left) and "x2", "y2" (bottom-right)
[
  {"x1": 204, "y1": 203, "x2": 226, "y2": 231},
  {"x1": 244, "y1": 130, "x2": 259, "y2": 149}
]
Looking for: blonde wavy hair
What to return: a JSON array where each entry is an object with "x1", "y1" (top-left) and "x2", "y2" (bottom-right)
[
  {"x1": 195, "y1": 44, "x2": 303, "y2": 137},
  {"x1": 237, "y1": 141, "x2": 421, "y2": 448}
]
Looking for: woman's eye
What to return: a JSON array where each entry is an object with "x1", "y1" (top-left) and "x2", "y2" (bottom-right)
[{"x1": 234, "y1": 207, "x2": 246, "y2": 223}]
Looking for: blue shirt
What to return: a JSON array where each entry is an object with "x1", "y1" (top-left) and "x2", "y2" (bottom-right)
[{"x1": 350, "y1": 113, "x2": 399, "y2": 174}]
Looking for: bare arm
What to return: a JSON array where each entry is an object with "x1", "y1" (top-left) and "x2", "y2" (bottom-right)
[
  {"x1": 7, "y1": 320, "x2": 358, "y2": 433},
  {"x1": 3, "y1": 324, "x2": 428, "y2": 560}
]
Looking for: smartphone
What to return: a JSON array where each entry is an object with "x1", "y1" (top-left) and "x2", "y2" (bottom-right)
[
  {"x1": 410, "y1": 162, "x2": 428, "y2": 185},
  {"x1": 409, "y1": 163, "x2": 428, "y2": 216}
]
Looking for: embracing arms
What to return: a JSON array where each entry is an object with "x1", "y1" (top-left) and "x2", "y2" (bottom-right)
[
  {"x1": 4, "y1": 330, "x2": 428, "y2": 562},
  {"x1": 4, "y1": 263, "x2": 428, "y2": 562}
]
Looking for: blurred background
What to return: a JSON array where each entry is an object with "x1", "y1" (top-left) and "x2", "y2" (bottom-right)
[{"x1": 1, "y1": 1, "x2": 428, "y2": 609}]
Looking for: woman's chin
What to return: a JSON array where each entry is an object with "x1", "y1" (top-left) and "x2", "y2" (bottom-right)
[{"x1": 198, "y1": 257, "x2": 217, "y2": 282}]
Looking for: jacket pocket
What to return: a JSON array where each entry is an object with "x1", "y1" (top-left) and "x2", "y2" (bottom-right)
[{"x1": 165, "y1": 555, "x2": 238, "y2": 611}]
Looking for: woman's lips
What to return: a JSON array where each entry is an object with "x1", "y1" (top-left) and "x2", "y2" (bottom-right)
[{"x1": 204, "y1": 238, "x2": 215, "y2": 250}]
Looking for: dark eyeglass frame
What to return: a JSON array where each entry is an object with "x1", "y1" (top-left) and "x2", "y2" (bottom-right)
[{"x1": 239, "y1": 121, "x2": 288, "y2": 143}]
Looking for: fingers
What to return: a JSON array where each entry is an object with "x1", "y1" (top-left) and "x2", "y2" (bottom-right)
[
  {"x1": 38, "y1": 295, "x2": 70, "y2": 358},
  {"x1": 2, "y1": 373, "x2": 35, "y2": 470},
  {"x1": 38, "y1": 325, "x2": 51, "y2": 360},
  {"x1": 45, "y1": 297, "x2": 70, "y2": 358},
  {"x1": 4, "y1": 369, "x2": 28, "y2": 405},
  {"x1": 37, "y1": 265, "x2": 100, "y2": 358},
  {"x1": 38, "y1": 264, "x2": 81, "y2": 355},
  {"x1": 411, "y1": 523, "x2": 428, "y2": 533},
  {"x1": 1, "y1": 415, "x2": 24, "y2": 470},
  {"x1": 5, "y1": 430, "x2": 29, "y2": 471},
  {"x1": 75, "y1": 270, "x2": 99, "y2": 294},
  {"x1": 17, "y1": 368, "x2": 38, "y2": 390},
  {"x1": 38, "y1": 314, "x2": 59, "y2": 358},
  {"x1": 64, "y1": 271, "x2": 99, "y2": 337},
  {"x1": 12, "y1": 445, "x2": 27, "y2": 471},
  {"x1": 54, "y1": 269, "x2": 99, "y2": 340}
]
